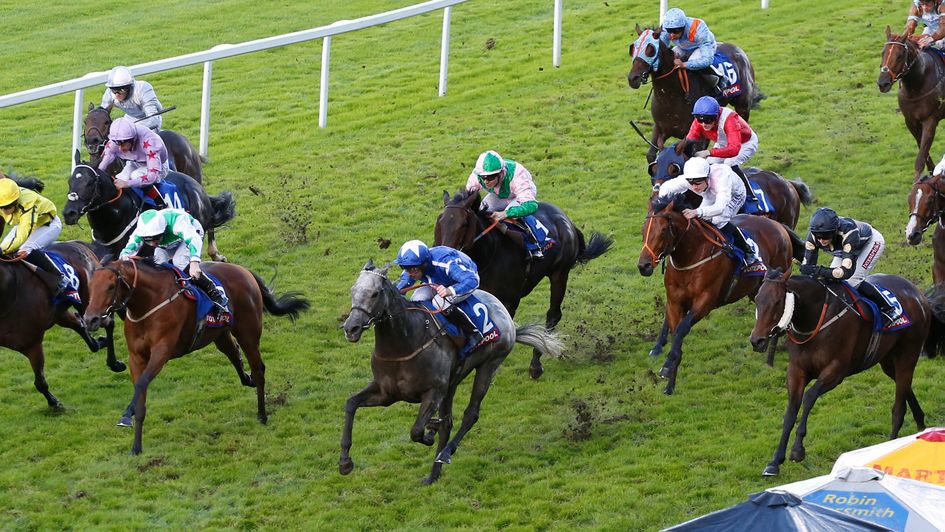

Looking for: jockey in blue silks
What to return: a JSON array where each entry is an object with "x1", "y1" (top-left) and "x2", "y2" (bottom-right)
[
  {"x1": 660, "y1": 7, "x2": 721, "y2": 93},
  {"x1": 394, "y1": 240, "x2": 483, "y2": 350}
]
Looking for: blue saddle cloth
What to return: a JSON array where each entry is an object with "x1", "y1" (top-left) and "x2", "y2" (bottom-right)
[
  {"x1": 46, "y1": 251, "x2": 82, "y2": 306},
  {"x1": 926, "y1": 47, "x2": 945, "y2": 63},
  {"x1": 721, "y1": 228, "x2": 767, "y2": 277},
  {"x1": 158, "y1": 263, "x2": 232, "y2": 328},
  {"x1": 739, "y1": 179, "x2": 776, "y2": 215},
  {"x1": 128, "y1": 181, "x2": 188, "y2": 211},
  {"x1": 710, "y1": 51, "x2": 742, "y2": 98},
  {"x1": 842, "y1": 281, "x2": 912, "y2": 333},
  {"x1": 418, "y1": 293, "x2": 501, "y2": 358}
]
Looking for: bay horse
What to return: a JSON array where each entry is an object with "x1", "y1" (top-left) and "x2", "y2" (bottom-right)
[
  {"x1": 627, "y1": 25, "x2": 764, "y2": 162},
  {"x1": 905, "y1": 173, "x2": 945, "y2": 283},
  {"x1": 637, "y1": 193, "x2": 804, "y2": 395},
  {"x1": 83, "y1": 104, "x2": 205, "y2": 183},
  {"x1": 62, "y1": 150, "x2": 234, "y2": 260},
  {"x1": 434, "y1": 189, "x2": 613, "y2": 379},
  {"x1": 340, "y1": 260, "x2": 564, "y2": 484},
  {"x1": 0, "y1": 241, "x2": 123, "y2": 409},
  {"x1": 748, "y1": 268, "x2": 940, "y2": 477},
  {"x1": 648, "y1": 143, "x2": 812, "y2": 229},
  {"x1": 878, "y1": 27, "x2": 945, "y2": 180},
  {"x1": 82, "y1": 257, "x2": 309, "y2": 455}
]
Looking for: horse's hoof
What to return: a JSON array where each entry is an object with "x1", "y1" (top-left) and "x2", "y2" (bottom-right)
[
  {"x1": 108, "y1": 361, "x2": 127, "y2": 373},
  {"x1": 339, "y1": 457, "x2": 354, "y2": 475},
  {"x1": 648, "y1": 348, "x2": 662, "y2": 357},
  {"x1": 130, "y1": 447, "x2": 141, "y2": 456},
  {"x1": 789, "y1": 448, "x2": 806, "y2": 463},
  {"x1": 117, "y1": 416, "x2": 133, "y2": 428},
  {"x1": 662, "y1": 385, "x2": 675, "y2": 396},
  {"x1": 420, "y1": 432, "x2": 435, "y2": 446},
  {"x1": 421, "y1": 475, "x2": 440, "y2": 485},
  {"x1": 241, "y1": 375, "x2": 255, "y2": 387},
  {"x1": 258, "y1": 414, "x2": 268, "y2": 425},
  {"x1": 435, "y1": 450, "x2": 452, "y2": 464},
  {"x1": 658, "y1": 365, "x2": 672, "y2": 379},
  {"x1": 529, "y1": 363, "x2": 544, "y2": 380},
  {"x1": 50, "y1": 402, "x2": 66, "y2": 413},
  {"x1": 762, "y1": 464, "x2": 780, "y2": 477}
]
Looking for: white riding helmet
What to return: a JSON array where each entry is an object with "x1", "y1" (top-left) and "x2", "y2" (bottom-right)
[
  {"x1": 106, "y1": 66, "x2": 135, "y2": 89},
  {"x1": 681, "y1": 157, "x2": 711, "y2": 181}
]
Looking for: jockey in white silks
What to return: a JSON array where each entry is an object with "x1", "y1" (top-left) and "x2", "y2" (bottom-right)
[{"x1": 100, "y1": 66, "x2": 164, "y2": 131}]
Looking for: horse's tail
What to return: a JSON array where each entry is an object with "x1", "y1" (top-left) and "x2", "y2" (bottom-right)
[
  {"x1": 925, "y1": 284, "x2": 945, "y2": 358},
  {"x1": 788, "y1": 178, "x2": 813, "y2": 206},
  {"x1": 7, "y1": 173, "x2": 44, "y2": 192},
  {"x1": 751, "y1": 89, "x2": 767, "y2": 110},
  {"x1": 576, "y1": 232, "x2": 614, "y2": 264},
  {"x1": 782, "y1": 225, "x2": 806, "y2": 262},
  {"x1": 250, "y1": 271, "x2": 310, "y2": 322},
  {"x1": 209, "y1": 191, "x2": 236, "y2": 229},
  {"x1": 514, "y1": 324, "x2": 565, "y2": 358}
]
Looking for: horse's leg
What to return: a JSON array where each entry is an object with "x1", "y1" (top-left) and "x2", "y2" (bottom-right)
[
  {"x1": 206, "y1": 231, "x2": 227, "y2": 263},
  {"x1": 434, "y1": 357, "x2": 503, "y2": 469},
  {"x1": 916, "y1": 119, "x2": 939, "y2": 178},
  {"x1": 128, "y1": 351, "x2": 169, "y2": 455},
  {"x1": 118, "y1": 351, "x2": 145, "y2": 427},
  {"x1": 57, "y1": 309, "x2": 125, "y2": 372},
  {"x1": 660, "y1": 307, "x2": 702, "y2": 396},
  {"x1": 530, "y1": 270, "x2": 570, "y2": 379},
  {"x1": 424, "y1": 383, "x2": 458, "y2": 485},
  {"x1": 789, "y1": 372, "x2": 843, "y2": 463},
  {"x1": 102, "y1": 319, "x2": 124, "y2": 372},
  {"x1": 881, "y1": 352, "x2": 924, "y2": 437},
  {"x1": 23, "y1": 343, "x2": 63, "y2": 410},
  {"x1": 649, "y1": 312, "x2": 670, "y2": 357},
  {"x1": 231, "y1": 316, "x2": 267, "y2": 423},
  {"x1": 763, "y1": 364, "x2": 806, "y2": 476},
  {"x1": 214, "y1": 332, "x2": 253, "y2": 387},
  {"x1": 411, "y1": 387, "x2": 445, "y2": 447},
  {"x1": 339, "y1": 381, "x2": 395, "y2": 475}
]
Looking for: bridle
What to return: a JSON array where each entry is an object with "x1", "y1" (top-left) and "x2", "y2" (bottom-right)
[
  {"x1": 881, "y1": 39, "x2": 918, "y2": 83},
  {"x1": 908, "y1": 178, "x2": 945, "y2": 233},
  {"x1": 83, "y1": 108, "x2": 111, "y2": 156},
  {"x1": 440, "y1": 204, "x2": 499, "y2": 268},
  {"x1": 92, "y1": 262, "x2": 137, "y2": 320},
  {"x1": 758, "y1": 276, "x2": 857, "y2": 345},
  {"x1": 347, "y1": 269, "x2": 396, "y2": 330},
  {"x1": 67, "y1": 164, "x2": 123, "y2": 215},
  {"x1": 641, "y1": 211, "x2": 679, "y2": 265}
]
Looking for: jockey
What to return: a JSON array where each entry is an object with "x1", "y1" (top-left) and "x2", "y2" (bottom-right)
[
  {"x1": 800, "y1": 208, "x2": 893, "y2": 318},
  {"x1": 904, "y1": 0, "x2": 945, "y2": 49},
  {"x1": 394, "y1": 240, "x2": 483, "y2": 351},
  {"x1": 101, "y1": 66, "x2": 164, "y2": 131},
  {"x1": 120, "y1": 208, "x2": 228, "y2": 311},
  {"x1": 465, "y1": 150, "x2": 548, "y2": 260},
  {"x1": 677, "y1": 96, "x2": 759, "y2": 202},
  {"x1": 0, "y1": 178, "x2": 69, "y2": 295},
  {"x1": 99, "y1": 116, "x2": 169, "y2": 209},
  {"x1": 658, "y1": 157, "x2": 761, "y2": 267},
  {"x1": 660, "y1": 7, "x2": 721, "y2": 93}
]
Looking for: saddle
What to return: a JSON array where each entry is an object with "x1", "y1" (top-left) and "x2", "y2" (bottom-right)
[
  {"x1": 417, "y1": 295, "x2": 501, "y2": 359},
  {"x1": 841, "y1": 282, "x2": 910, "y2": 333},
  {"x1": 158, "y1": 263, "x2": 232, "y2": 328},
  {"x1": 127, "y1": 181, "x2": 186, "y2": 211},
  {"x1": 738, "y1": 178, "x2": 775, "y2": 216}
]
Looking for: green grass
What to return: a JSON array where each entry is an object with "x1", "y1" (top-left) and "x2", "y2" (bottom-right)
[{"x1": 0, "y1": 0, "x2": 940, "y2": 529}]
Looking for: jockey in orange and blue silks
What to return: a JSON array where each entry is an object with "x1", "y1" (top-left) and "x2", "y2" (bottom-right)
[
  {"x1": 904, "y1": 0, "x2": 945, "y2": 49},
  {"x1": 99, "y1": 116, "x2": 170, "y2": 209},
  {"x1": 394, "y1": 240, "x2": 483, "y2": 349},
  {"x1": 659, "y1": 7, "x2": 721, "y2": 92},
  {"x1": 465, "y1": 150, "x2": 549, "y2": 260}
]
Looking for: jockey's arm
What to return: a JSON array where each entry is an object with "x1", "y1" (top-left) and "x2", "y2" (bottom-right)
[
  {"x1": 465, "y1": 171, "x2": 482, "y2": 194},
  {"x1": 685, "y1": 120, "x2": 707, "y2": 142},
  {"x1": 905, "y1": 5, "x2": 921, "y2": 36},
  {"x1": 657, "y1": 177, "x2": 690, "y2": 197},
  {"x1": 445, "y1": 263, "x2": 479, "y2": 298},
  {"x1": 684, "y1": 25, "x2": 716, "y2": 70},
  {"x1": 174, "y1": 219, "x2": 203, "y2": 261},
  {"x1": 505, "y1": 201, "x2": 538, "y2": 218},
  {"x1": 801, "y1": 234, "x2": 819, "y2": 266},
  {"x1": 136, "y1": 131, "x2": 165, "y2": 186},
  {"x1": 136, "y1": 82, "x2": 163, "y2": 131},
  {"x1": 98, "y1": 143, "x2": 117, "y2": 172},
  {"x1": 118, "y1": 233, "x2": 144, "y2": 259},
  {"x1": 100, "y1": 89, "x2": 114, "y2": 110},
  {"x1": 395, "y1": 272, "x2": 416, "y2": 293},
  {"x1": 709, "y1": 118, "x2": 744, "y2": 159},
  {"x1": 694, "y1": 173, "x2": 731, "y2": 220},
  {"x1": 829, "y1": 230, "x2": 862, "y2": 280},
  {"x1": 0, "y1": 208, "x2": 36, "y2": 255}
]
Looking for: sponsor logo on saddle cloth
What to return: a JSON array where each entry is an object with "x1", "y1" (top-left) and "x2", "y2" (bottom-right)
[
  {"x1": 710, "y1": 51, "x2": 742, "y2": 98},
  {"x1": 158, "y1": 263, "x2": 232, "y2": 328},
  {"x1": 419, "y1": 294, "x2": 501, "y2": 356},
  {"x1": 739, "y1": 180, "x2": 775, "y2": 215},
  {"x1": 46, "y1": 251, "x2": 82, "y2": 306},
  {"x1": 127, "y1": 181, "x2": 187, "y2": 211},
  {"x1": 842, "y1": 282, "x2": 911, "y2": 333}
]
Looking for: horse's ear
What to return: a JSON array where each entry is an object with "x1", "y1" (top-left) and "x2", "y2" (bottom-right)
[
  {"x1": 74, "y1": 149, "x2": 82, "y2": 165},
  {"x1": 635, "y1": 23, "x2": 643, "y2": 36},
  {"x1": 443, "y1": 190, "x2": 450, "y2": 206},
  {"x1": 780, "y1": 268, "x2": 791, "y2": 282},
  {"x1": 363, "y1": 258, "x2": 375, "y2": 271},
  {"x1": 87, "y1": 102, "x2": 94, "y2": 112},
  {"x1": 885, "y1": 25, "x2": 892, "y2": 40},
  {"x1": 379, "y1": 263, "x2": 391, "y2": 276},
  {"x1": 100, "y1": 254, "x2": 114, "y2": 266}
]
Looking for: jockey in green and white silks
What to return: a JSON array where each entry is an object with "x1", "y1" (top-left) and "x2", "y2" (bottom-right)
[{"x1": 464, "y1": 150, "x2": 549, "y2": 260}]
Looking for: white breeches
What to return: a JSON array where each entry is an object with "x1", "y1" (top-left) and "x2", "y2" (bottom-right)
[
  {"x1": 116, "y1": 160, "x2": 170, "y2": 186},
  {"x1": 2, "y1": 216, "x2": 62, "y2": 252},
  {"x1": 482, "y1": 194, "x2": 523, "y2": 213},
  {"x1": 708, "y1": 131, "x2": 759, "y2": 168},
  {"x1": 829, "y1": 230, "x2": 885, "y2": 287},
  {"x1": 410, "y1": 285, "x2": 473, "y2": 310}
]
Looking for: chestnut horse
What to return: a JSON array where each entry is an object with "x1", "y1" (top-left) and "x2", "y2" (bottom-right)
[
  {"x1": 878, "y1": 27, "x2": 945, "y2": 180},
  {"x1": 83, "y1": 257, "x2": 309, "y2": 455},
  {"x1": 0, "y1": 241, "x2": 122, "y2": 409},
  {"x1": 905, "y1": 173, "x2": 945, "y2": 283},
  {"x1": 637, "y1": 193, "x2": 804, "y2": 395},
  {"x1": 434, "y1": 189, "x2": 613, "y2": 379},
  {"x1": 749, "y1": 268, "x2": 940, "y2": 477},
  {"x1": 83, "y1": 104, "x2": 205, "y2": 183},
  {"x1": 340, "y1": 261, "x2": 564, "y2": 484},
  {"x1": 627, "y1": 25, "x2": 763, "y2": 162}
]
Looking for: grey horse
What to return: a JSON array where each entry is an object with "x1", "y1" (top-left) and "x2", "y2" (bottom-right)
[{"x1": 340, "y1": 260, "x2": 564, "y2": 484}]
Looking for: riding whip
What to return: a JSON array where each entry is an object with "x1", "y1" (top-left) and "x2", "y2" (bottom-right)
[
  {"x1": 630, "y1": 120, "x2": 658, "y2": 150},
  {"x1": 134, "y1": 105, "x2": 177, "y2": 123}
]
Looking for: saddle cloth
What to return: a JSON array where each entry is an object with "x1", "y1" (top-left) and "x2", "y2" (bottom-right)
[
  {"x1": 418, "y1": 294, "x2": 501, "y2": 358},
  {"x1": 722, "y1": 229, "x2": 767, "y2": 276},
  {"x1": 739, "y1": 179, "x2": 775, "y2": 215},
  {"x1": 159, "y1": 263, "x2": 232, "y2": 328},
  {"x1": 128, "y1": 181, "x2": 188, "y2": 211},
  {"x1": 710, "y1": 51, "x2": 742, "y2": 98},
  {"x1": 47, "y1": 251, "x2": 82, "y2": 306},
  {"x1": 841, "y1": 281, "x2": 911, "y2": 333}
]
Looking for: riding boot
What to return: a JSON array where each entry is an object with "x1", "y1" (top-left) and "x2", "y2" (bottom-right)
[
  {"x1": 857, "y1": 281, "x2": 897, "y2": 322},
  {"x1": 192, "y1": 273, "x2": 229, "y2": 312},
  {"x1": 442, "y1": 305, "x2": 483, "y2": 352},
  {"x1": 25, "y1": 249, "x2": 69, "y2": 296},
  {"x1": 699, "y1": 69, "x2": 722, "y2": 96},
  {"x1": 721, "y1": 223, "x2": 760, "y2": 266},
  {"x1": 731, "y1": 165, "x2": 758, "y2": 202},
  {"x1": 517, "y1": 218, "x2": 545, "y2": 260},
  {"x1": 499, "y1": 225, "x2": 528, "y2": 259},
  {"x1": 144, "y1": 185, "x2": 168, "y2": 210}
]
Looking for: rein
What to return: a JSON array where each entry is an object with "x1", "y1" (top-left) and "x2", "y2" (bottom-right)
[
  {"x1": 909, "y1": 179, "x2": 945, "y2": 233},
  {"x1": 642, "y1": 211, "x2": 728, "y2": 270},
  {"x1": 881, "y1": 40, "x2": 917, "y2": 83},
  {"x1": 654, "y1": 64, "x2": 690, "y2": 93}
]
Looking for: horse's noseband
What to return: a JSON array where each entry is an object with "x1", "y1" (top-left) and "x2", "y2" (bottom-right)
[
  {"x1": 348, "y1": 270, "x2": 393, "y2": 329},
  {"x1": 95, "y1": 266, "x2": 134, "y2": 319}
]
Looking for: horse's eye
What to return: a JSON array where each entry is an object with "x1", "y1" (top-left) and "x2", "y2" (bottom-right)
[
  {"x1": 647, "y1": 161, "x2": 657, "y2": 177},
  {"x1": 629, "y1": 44, "x2": 635, "y2": 57},
  {"x1": 669, "y1": 163, "x2": 681, "y2": 176}
]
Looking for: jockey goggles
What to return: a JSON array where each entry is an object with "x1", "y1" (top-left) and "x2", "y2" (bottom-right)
[
  {"x1": 812, "y1": 231, "x2": 834, "y2": 240},
  {"x1": 686, "y1": 176, "x2": 708, "y2": 184},
  {"x1": 695, "y1": 114, "x2": 717, "y2": 124}
]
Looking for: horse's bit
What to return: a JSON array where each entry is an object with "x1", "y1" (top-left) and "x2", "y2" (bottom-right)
[{"x1": 881, "y1": 40, "x2": 917, "y2": 82}]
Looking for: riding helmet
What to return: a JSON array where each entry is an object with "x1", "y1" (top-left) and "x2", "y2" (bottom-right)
[
  {"x1": 138, "y1": 210, "x2": 168, "y2": 239},
  {"x1": 108, "y1": 116, "x2": 137, "y2": 143},
  {"x1": 680, "y1": 157, "x2": 711, "y2": 181},
  {"x1": 475, "y1": 150, "x2": 505, "y2": 179},
  {"x1": 663, "y1": 8, "x2": 687, "y2": 31},
  {"x1": 106, "y1": 66, "x2": 135, "y2": 92},
  {"x1": 394, "y1": 240, "x2": 431, "y2": 268},
  {"x1": 809, "y1": 207, "x2": 840, "y2": 235},
  {"x1": 693, "y1": 96, "x2": 721, "y2": 117},
  {"x1": 0, "y1": 178, "x2": 21, "y2": 208}
]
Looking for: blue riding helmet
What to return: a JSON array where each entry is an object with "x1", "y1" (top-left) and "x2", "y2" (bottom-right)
[
  {"x1": 394, "y1": 240, "x2": 430, "y2": 268},
  {"x1": 692, "y1": 96, "x2": 721, "y2": 117},
  {"x1": 663, "y1": 8, "x2": 687, "y2": 32}
]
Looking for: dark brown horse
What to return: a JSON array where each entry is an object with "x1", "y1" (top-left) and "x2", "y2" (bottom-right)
[
  {"x1": 0, "y1": 241, "x2": 123, "y2": 409},
  {"x1": 83, "y1": 104, "x2": 205, "y2": 183},
  {"x1": 82, "y1": 257, "x2": 309, "y2": 455},
  {"x1": 627, "y1": 25, "x2": 763, "y2": 162},
  {"x1": 340, "y1": 261, "x2": 563, "y2": 484},
  {"x1": 637, "y1": 193, "x2": 804, "y2": 395},
  {"x1": 878, "y1": 27, "x2": 945, "y2": 180},
  {"x1": 648, "y1": 143, "x2": 812, "y2": 229},
  {"x1": 905, "y1": 173, "x2": 945, "y2": 283},
  {"x1": 749, "y1": 268, "x2": 940, "y2": 476},
  {"x1": 434, "y1": 190, "x2": 613, "y2": 379}
]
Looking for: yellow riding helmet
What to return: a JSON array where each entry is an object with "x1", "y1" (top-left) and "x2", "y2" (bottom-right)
[{"x1": 0, "y1": 178, "x2": 21, "y2": 207}]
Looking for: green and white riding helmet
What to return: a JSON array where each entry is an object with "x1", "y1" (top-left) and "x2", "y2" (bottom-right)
[
  {"x1": 475, "y1": 150, "x2": 506, "y2": 180},
  {"x1": 138, "y1": 210, "x2": 167, "y2": 240}
]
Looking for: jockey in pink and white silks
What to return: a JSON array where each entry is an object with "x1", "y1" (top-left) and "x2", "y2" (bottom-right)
[
  {"x1": 658, "y1": 157, "x2": 761, "y2": 267},
  {"x1": 98, "y1": 116, "x2": 170, "y2": 209},
  {"x1": 101, "y1": 66, "x2": 164, "y2": 131},
  {"x1": 394, "y1": 240, "x2": 483, "y2": 351},
  {"x1": 465, "y1": 150, "x2": 549, "y2": 260}
]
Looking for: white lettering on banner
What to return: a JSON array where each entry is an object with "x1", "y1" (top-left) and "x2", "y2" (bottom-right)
[
  {"x1": 63, "y1": 263, "x2": 80, "y2": 289},
  {"x1": 163, "y1": 192, "x2": 184, "y2": 210},
  {"x1": 473, "y1": 303, "x2": 495, "y2": 332},
  {"x1": 710, "y1": 61, "x2": 738, "y2": 84}
]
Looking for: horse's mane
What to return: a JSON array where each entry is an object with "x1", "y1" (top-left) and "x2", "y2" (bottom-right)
[
  {"x1": 650, "y1": 192, "x2": 689, "y2": 213},
  {"x1": 765, "y1": 267, "x2": 785, "y2": 281}
]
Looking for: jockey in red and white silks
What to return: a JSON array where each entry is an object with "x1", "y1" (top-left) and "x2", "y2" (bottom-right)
[{"x1": 687, "y1": 106, "x2": 758, "y2": 168}]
